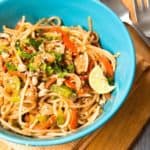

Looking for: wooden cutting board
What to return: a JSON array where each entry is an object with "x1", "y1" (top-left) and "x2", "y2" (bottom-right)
[{"x1": 0, "y1": 0, "x2": 150, "y2": 150}]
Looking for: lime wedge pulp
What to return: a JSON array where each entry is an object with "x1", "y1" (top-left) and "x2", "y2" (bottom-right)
[{"x1": 89, "y1": 65, "x2": 115, "y2": 94}]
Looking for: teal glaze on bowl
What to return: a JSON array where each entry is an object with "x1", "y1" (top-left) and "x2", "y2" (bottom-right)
[{"x1": 0, "y1": 0, "x2": 136, "y2": 146}]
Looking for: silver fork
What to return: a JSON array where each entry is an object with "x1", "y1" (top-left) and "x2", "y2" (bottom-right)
[
  {"x1": 101, "y1": 0, "x2": 150, "y2": 47},
  {"x1": 133, "y1": 0, "x2": 150, "y2": 37}
]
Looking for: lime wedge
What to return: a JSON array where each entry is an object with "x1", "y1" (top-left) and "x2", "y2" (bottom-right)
[{"x1": 89, "y1": 65, "x2": 115, "y2": 94}]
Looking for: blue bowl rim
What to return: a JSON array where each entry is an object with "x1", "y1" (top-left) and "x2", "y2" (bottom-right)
[{"x1": 0, "y1": 0, "x2": 136, "y2": 146}]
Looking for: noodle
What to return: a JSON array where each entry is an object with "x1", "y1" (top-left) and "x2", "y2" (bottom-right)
[
  {"x1": 18, "y1": 74, "x2": 30, "y2": 126},
  {"x1": 0, "y1": 16, "x2": 117, "y2": 138}
]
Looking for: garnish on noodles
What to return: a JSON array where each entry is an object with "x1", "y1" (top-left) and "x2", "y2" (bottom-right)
[{"x1": 0, "y1": 16, "x2": 117, "y2": 138}]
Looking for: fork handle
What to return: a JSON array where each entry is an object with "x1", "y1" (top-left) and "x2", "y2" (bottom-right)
[
  {"x1": 120, "y1": 14, "x2": 150, "y2": 47},
  {"x1": 120, "y1": 6, "x2": 150, "y2": 47},
  {"x1": 131, "y1": 23, "x2": 150, "y2": 47}
]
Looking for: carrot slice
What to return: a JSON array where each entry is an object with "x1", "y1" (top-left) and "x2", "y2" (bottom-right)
[
  {"x1": 64, "y1": 77, "x2": 76, "y2": 90},
  {"x1": 8, "y1": 71, "x2": 26, "y2": 81},
  {"x1": 62, "y1": 33, "x2": 77, "y2": 56},
  {"x1": 69, "y1": 109, "x2": 78, "y2": 129},
  {"x1": 45, "y1": 78, "x2": 57, "y2": 89},
  {"x1": 42, "y1": 26, "x2": 77, "y2": 55},
  {"x1": 34, "y1": 115, "x2": 56, "y2": 130},
  {"x1": 99, "y1": 56, "x2": 113, "y2": 77},
  {"x1": 88, "y1": 59, "x2": 95, "y2": 73}
]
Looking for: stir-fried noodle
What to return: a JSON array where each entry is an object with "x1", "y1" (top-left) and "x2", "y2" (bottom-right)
[{"x1": 0, "y1": 16, "x2": 117, "y2": 138}]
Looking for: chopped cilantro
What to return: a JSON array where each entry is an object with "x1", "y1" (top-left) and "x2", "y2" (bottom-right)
[
  {"x1": 15, "y1": 40, "x2": 36, "y2": 59},
  {"x1": 107, "y1": 77, "x2": 114, "y2": 85},
  {"x1": 6, "y1": 62, "x2": 17, "y2": 71},
  {"x1": 18, "y1": 50, "x2": 35, "y2": 59},
  {"x1": 67, "y1": 64, "x2": 75, "y2": 73},
  {"x1": 29, "y1": 38, "x2": 42, "y2": 50},
  {"x1": 57, "y1": 71, "x2": 68, "y2": 78},
  {"x1": 28, "y1": 63, "x2": 37, "y2": 72},
  {"x1": 46, "y1": 65, "x2": 54, "y2": 75},
  {"x1": 53, "y1": 63, "x2": 62, "y2": 73},
  {"x1": 55, "y1": 52, "x2": 63, "y2": 62}
]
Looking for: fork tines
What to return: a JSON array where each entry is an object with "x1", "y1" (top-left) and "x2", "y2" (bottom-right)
[{"x1": 134, "y1": 0, "x2": 150, "y2": 10}]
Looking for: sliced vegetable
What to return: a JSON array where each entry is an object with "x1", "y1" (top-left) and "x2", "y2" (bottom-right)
[
  {"x1": 34, "y1": 115, "x2": 56, "y2": 130},
  {"x1": 88, "y1": 59, "x2": 95, "y2": 73},
  {"x1": 40, "y1": 63, "x2": 47, "y2": 72},
  {"x1": 53, "y1": 63, "x2": 62, "y2": 73},
  {"x1": 18, "y1": 49, "x2": 35, "y2": 59},
  {"x1": 46, "y1": 65, "x2": 54, "y2": 75},
  {"x1": 54, "y1": 52, "x2": 63, "y2": 62},
  {"x1": 37, "y1": 115, "x2": 48, "y2": 123},
  {"x1": 15, "y1": 40, "x2": 21, "y2": 51},
  {"x1": 64, "y1": 77, "x2": 76, "y2": 90},
  {"x1": 69, "y1": 109, "x2": 78, "y2": 129},
  {"x1": 4, "y1": 76, "x2": 21, "y2": 95},
  {"x1": 8, "y1": 71, "x2": 26, "y2": 81},
  {"x1": 11, "y1": 96, "x2": 20, "y2": 102},
  {"x1": 50, "y1": 84, "x2": 73, "y2": 98},
  {"x1": 56, "y1": 109, "x2": 65, "y2": 126},
  {"x1": 57, "y1": 71, "x2": 68, "y2": 78},
  {"x1": 45, "y1": 78, "x2": 57, "y2": 89},
  {"x1": 67, "y1": 64, "x2": 75, "y2": 73},
  {"x1": 29, "y1": 38, "x2": 42, "y2": 49},
  {"x1": 43, "y1": 27, "x2": 77, "y2": 55},
  {"x1": 5, "y1": 62, "x2": 17, "y2": 71},
  {"x1": 62, "y1": 32, "x2": 77, "y2": 56},
  {"x1": 99, "y1": 55, "x2": 113, "y2": 77},
  {"x1": 0, "y1": 49, "x2": 3, "y2": 54},
  {"x1": 49, "y1": 51, "x2": 63, "y2": 63},
  {"x1": 15, "y1": 40, "x2": 36, "y2": 59},
  {"x1": 66, "y1": 74, "x2": 81, "y2": 91},
  {"x1": 11, "y1": 76, "x2": 20, "y2": 92},
  {"x1": 28, "y1": 63, "x2": 37, "y2": 72}
]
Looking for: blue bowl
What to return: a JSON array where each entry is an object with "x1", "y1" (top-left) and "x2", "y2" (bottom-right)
[{"x1": 0, "y1": 0, "x2": 135, "y2": 146}]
